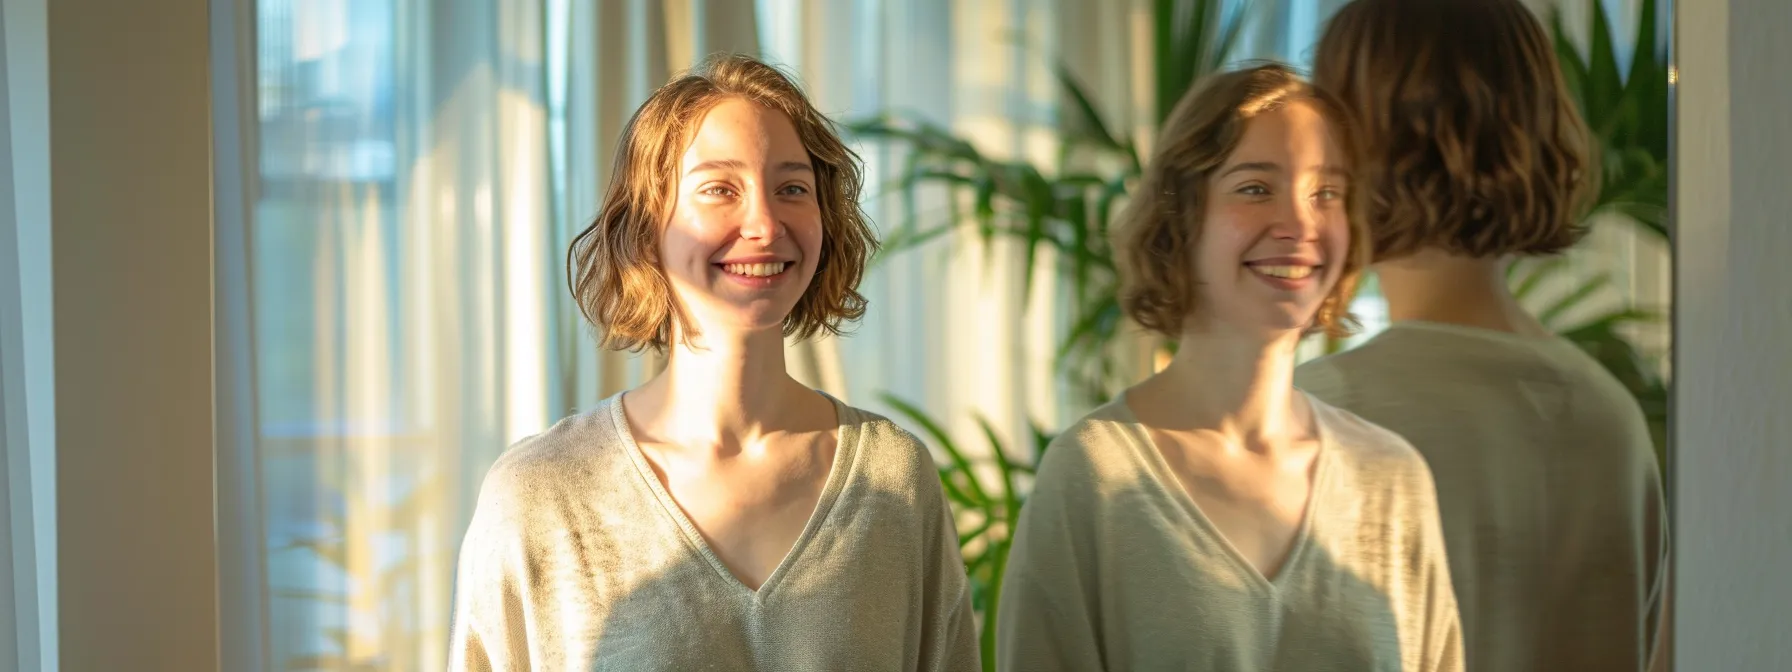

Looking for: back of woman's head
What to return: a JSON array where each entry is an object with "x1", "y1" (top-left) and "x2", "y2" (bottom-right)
[{"x1": 1315, "y1": 0, "x2": 1596, "y2": 261}]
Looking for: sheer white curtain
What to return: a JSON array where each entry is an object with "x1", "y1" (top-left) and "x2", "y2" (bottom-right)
[
  {"x1": 223, "y1": 1, "x2": 772, "y2": 669},
  {"x1": 244, "y1": 0, "x2": 558, "y2": 668}
]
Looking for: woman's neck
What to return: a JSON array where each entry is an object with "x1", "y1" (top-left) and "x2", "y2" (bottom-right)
[
  {"x1": 1132, "y1": 323, "x2": 1309, "y2": 451},
  {"x1": 629, "y1": 326, "x2": 805, "y2": 452},
  {"x1": 1374, "y1": 248, "x2": 1552, "y2": 337}
]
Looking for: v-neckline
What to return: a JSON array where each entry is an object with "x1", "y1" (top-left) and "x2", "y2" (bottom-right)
[
  {"x1": 610, "y1": 391, "x2": 859, "y2": 603},
  {"x1": 1114, "y1": 390, "x2": 1333, "y2": 592}
]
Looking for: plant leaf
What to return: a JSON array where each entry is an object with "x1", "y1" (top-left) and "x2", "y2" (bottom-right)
[
  {"x1": 1510, "y1": 257, "x2": 1570, "y2": 301},
  {"x1": 936, "y1": 466, "x2": 978, "y2": 509},
  {"x1": 1057, "y1": 297, "x2": 1124, "y2": 366},
  {"x1": 1053, "y1": 62, "x2": 1124, "y2": 154},
  {"x1": 1016, "y1": 166, "x2": 1056, "y2": 306},
  {"x1": 1539, "y1": 271, "x2": 1612, "y2": 328},
  {"x1": 975, "y1": 414, "x2": 1022, "y2": 525},
  {"x1": 1584, "y1": 0, "x2": 1624, "y2": 137},
  {"x1": 979, "y1": 537, "x2": 1012, "y2": 672},
  {"x1": 957, "y1": 517, "x2": 994, "y2": 547},
  {"x1": 1558, "y1": 307, "x2": 1663, "y2": 334},
  {"x1": 1604, "y1": 201, "x2": 1669, "y2": 238},
  {"x1": 879, "y1": 393, "x2": 990, "y2": 506},
  {"x1": 1550, "y1": 8, "x2": 1590, "y2": 119},
  {"x1": 877, "y1": 221, "x2": 959, "y2": 260}
]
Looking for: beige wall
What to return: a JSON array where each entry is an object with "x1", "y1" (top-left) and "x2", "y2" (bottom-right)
[
  {"x1": 50, "y1": 0, "x2": 219, "y2": 669},
  {"x1": 1673, "y1": 0, "x2": 1792, "y2": 668}
]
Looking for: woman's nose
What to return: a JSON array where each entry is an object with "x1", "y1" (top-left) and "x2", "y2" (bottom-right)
[{"x1": 738, "y1": 190, "x2": 783, "y2": 242}]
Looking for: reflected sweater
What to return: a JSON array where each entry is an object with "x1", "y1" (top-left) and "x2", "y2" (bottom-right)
[
  {"x1": 997, "y1": 393, "x2": 1464, "y2": 672},
  {"x1": 448, "y1": 393, "x2": 981, "y2": 672}
]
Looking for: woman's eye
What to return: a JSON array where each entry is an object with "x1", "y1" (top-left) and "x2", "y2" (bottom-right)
[
  {"x1": 699, "y1": 185, "x2": 736, "y2": 198},
  {"x1": 1315, "y1": 187, "x2": 1344, "y2": 201},
  {"x1": 779, "y1": 184, "x2": 812, "y2": 197},
  {"x1": 1237, "y1": 184, "x2": 1270, "y2": 196}
]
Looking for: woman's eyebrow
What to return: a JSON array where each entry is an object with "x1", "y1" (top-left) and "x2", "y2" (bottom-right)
[
  {"x1": 1218, "y1": 161, "x2": 1281, "y2": 178},
  {"x1": 685, "y1": 159, "x2": 814, "y2": 176}
]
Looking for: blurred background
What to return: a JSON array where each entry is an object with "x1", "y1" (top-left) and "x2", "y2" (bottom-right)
[{"x1": 235, "y1": 0, "x2": 1667, "y2": 668}]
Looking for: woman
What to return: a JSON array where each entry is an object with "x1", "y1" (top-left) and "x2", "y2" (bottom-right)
[
  {"x1": 449, "y1": 54, "x2": 979, "y2": 671},
  {"x1": 1296, "y1": 1, "x2": 1670, "y2": 670},
  {"x1": 997, "y1": 63, "x2": 1463, "y2": 671}
]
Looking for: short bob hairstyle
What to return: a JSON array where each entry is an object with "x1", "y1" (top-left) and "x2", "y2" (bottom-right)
[
  {"x1": 1114, "y1": 62, "x2": 1369, "y2": 340},
  {"x1": 567, "y1": 54, "x2": 877, "y2": 352},
  {"x1": 1314, "y1": 0, "x2": 1597, "y2": 262}
]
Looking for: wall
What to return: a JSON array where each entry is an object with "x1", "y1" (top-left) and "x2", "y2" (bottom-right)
[
  {"x1": 1673, "y1": 0, "x2": 1792, "y2": 667},
  {"x1": 49, "y1": 0, "x2": 220, "y2": 669}
]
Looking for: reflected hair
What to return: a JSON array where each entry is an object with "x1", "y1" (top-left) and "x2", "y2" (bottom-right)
[
  {"x1": 1314, "y1": 0, "x2": 1597, "y2": 261},
  {"x1": 1114, "y1": 62, "x2": 1369, "y2": 340},
  {"x1": 566, "y1": 53, "x2": 877, "y2": 352}
]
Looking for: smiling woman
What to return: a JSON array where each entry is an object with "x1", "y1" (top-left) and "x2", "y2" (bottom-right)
[
  {"x1": 997, "y1": 63, "x2": 1464, "y2": 672},
  {"x1": 448, "y1": 54, "x2": 979, "y2": 671},
  {"x1": 660, "y1": 99, "x2": 826, "y2": 326},
  {"x1": 1111, "y1": 63, "x2": 1368, "y2": 343},
  {"x1": 567, "y1": 55, "x2": 875, "y2": 353}
]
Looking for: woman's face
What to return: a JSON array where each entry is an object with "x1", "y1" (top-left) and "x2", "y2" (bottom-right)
[
  {"x1": 660, "y1": 97, "x2": 824, "y2": 342},
  {"x1": 1189, "y1": 100, "x2": 1351, "y2": 337}
]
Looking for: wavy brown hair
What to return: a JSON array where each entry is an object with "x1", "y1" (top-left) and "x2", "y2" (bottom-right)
[
  {"x1": 1115, "y1": 63, "x2": 1369, "y2": 340},
  {"x1": 1315, "y1": 0, "x2": 1597, "y2": 261},
  {"x1": 567, "y1": 54, "x2": 877, "y2": 352}
]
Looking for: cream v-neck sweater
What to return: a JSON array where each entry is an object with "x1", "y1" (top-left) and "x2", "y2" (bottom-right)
[
  {"x1": 448, "y1": 393, "x2": 980, "y2": 671},
  {"x1": 997, "y1": 393, "x2": 1464, "y2": 671}
]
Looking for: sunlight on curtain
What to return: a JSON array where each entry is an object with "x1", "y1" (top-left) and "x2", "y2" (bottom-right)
[
  {"x1": 245, "y1": 1, "x2": 753, "y2": 667},
  {"x1": 251, "y1": 0, "x2": 560, "y2": 668}
]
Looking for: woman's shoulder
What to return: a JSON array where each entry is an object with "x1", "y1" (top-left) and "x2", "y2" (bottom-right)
[
  {"x1": 476, "y1": 399, "x2": 628, "y2": 508},
  {"x1": 830, "y1": 398, "x2": 935, "y2": 477},
  {"x1": 1310, "y1": 395, "x2": 1434, "y2": 480},
  {"x1": 1030, "y1": 400, "x2": 1151, "y2": 496},
  {"x1": 832, "y1": 398, "x2": 921, "y2": 445}
]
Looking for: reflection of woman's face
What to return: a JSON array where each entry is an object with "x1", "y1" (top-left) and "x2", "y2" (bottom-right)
[
  {"x1": 660, "y1": 98, "x2": 824, "y2": 341},
  {"x1": 1189, "y1": 100, "x2": 1351, "y2": 337}
]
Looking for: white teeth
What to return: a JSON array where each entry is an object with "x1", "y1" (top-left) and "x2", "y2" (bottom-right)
[
  {"x1": 722, "y1": 262, "x2": 787, "y2": 277},
  {"x1": 1252, "y1": 265, "x2": 1314, "y2": 279}
]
